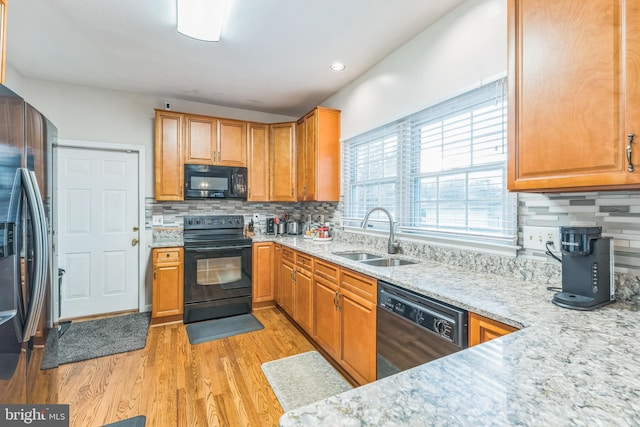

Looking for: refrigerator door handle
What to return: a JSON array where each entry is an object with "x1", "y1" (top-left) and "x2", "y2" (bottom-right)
[
  {"x1": 19, "y1": 168, "x2": 48, "y2": 342},
  {"x1": 30, "y1": 170, "x2": 49, "y2": 339}
]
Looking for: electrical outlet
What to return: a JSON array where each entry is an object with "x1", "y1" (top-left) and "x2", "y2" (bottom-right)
[
  {"x1": 253, "y1": 213, "x2": 260, "y2": 224},
  {"x1": 522, "y1": 226, "x2": 561, "y2": 252},
  {"x1": 152, "y1": 215, "x2": 163, "y2": 226}
]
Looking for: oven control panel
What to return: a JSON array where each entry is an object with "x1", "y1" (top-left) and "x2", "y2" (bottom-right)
[{"x1": 184, "y1": 215, "x2": 244, "y2": 230}]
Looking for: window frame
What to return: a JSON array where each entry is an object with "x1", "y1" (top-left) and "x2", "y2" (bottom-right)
[{"x1": 341, "y1": 76, "x2": 518, "y2": 254}]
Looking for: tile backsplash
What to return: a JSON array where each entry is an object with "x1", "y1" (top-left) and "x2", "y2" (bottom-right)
[
  {"x1": 146, "y1": 191, "x2": 640, "y2": 300},
  {"x1": 518, "y1": 192, "x2": 640, "y2": 274},
  {"x1": 145, "y1": 198, "x2": 340, "y2": 230}
]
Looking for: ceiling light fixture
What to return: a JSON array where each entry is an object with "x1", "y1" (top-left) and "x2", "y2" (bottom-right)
[
  {"x1": 177, "y1": 0, "x2": 232, "y2": 42},
  {"x1": 329, "y1": 62, "x2": 347, "y2": 72}
]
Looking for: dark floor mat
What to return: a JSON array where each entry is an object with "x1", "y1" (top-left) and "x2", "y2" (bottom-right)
[
  {"x1": 101, "y1": 415, "x2": 146, "y2": 427},
  {"x1": 186, "y1": 313, "x2": 264, "y2": 345},
  {"x1": 41, "y1": 312, "x2": 150, "y2": 370}
]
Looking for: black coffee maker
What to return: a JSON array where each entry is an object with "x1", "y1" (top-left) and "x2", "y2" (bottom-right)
[{"x1": 552, "y1": 226, "x2": 614, "y2": 310}]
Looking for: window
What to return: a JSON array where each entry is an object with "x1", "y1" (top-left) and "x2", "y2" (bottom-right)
[{"x1": 343, "y1": 78, "x2": 516, "y2": 245}]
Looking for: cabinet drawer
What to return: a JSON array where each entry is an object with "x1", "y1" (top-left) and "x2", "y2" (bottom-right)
[
  {"x1": 314, "y1": 259, "x2": 339, "y2": 284},
  {"x1": 340, "y1": 268, "x2": 376, "y2": 303},
  {"x1": 282, "y1": 247, "x2": 296, "y2": 263},
  {"x1": 296, "y1": 252, "x2": 314, "y2": 271},
  {"x1": 154, "y1": 247, "x2": 182, "y2": 263}
]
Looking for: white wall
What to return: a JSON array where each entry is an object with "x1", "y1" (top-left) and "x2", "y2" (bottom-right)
[
  {"x1": 322, "y1": 0, "x2": 506, "y2": 140},
  {"x1": 4, "y1": 74, "x2": 297, "y2": 198}
]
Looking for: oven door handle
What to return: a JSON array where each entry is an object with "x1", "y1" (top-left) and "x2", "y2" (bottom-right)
[{"x1": 186, "y1": 245, "x2": 251, "y2": 252}]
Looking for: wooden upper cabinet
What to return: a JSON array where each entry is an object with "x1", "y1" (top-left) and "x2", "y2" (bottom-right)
[
  {"x1": 508, "y1": 0, "x2": 640, "y2": 192},
  {"x1": 296, "y1": 107, "x2": 340, "y2": 201},
  {"x1": 247, "y1": 122, "x2": 270, "y2": 201},
  {"x1": 0, "y1": 0, "x2": 6, "y2": 84},
  {"x1": 182, "y1": 115, "x2": 245, "y2": 166},
  {"x1": 155, "y1": 110, "x2": 184, "y2": 200},
  {"x1": 270, "y1": 122, "x2": 296, "y2": 201},
  {"x1": 295, "y1": 119, "x2": 306, "y2": 200},
  {"x1": 218, "y1": 118, "x2": 247, "y2": 167},
  {"x1": 184, "y1": 115, "x2": 217, "y2": 164}
]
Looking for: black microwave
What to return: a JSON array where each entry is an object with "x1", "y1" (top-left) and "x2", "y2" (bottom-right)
[{"x1": 184, "y1": 164, "x2": 247, "y2": 199}]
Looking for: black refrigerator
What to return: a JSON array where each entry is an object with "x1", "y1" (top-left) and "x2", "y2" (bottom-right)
[{"x1": 0, "y1": 83, "x2": 56, "y2": 404}]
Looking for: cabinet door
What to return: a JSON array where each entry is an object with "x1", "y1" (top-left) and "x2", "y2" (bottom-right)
[
  {"x1": 468, "y1": 312, "x2": 518, "y2": 347},
  {"x1": 295, "y1": 118, "x2": 307, "y2": 200},
  {"x1": 217, "y1": 119, "x2": 246, "y2": 166},
  {"x1": 315, "y1": 108, "x2": 341, "y2": 201},
  {"x1": 273, "y1": 244, "x2": 282, "y2": 304},
  {"x1": 280, "y1": 260, "x2": 295, "y2": 316},
  {"x1": 294, "y1": 267, "x2": 313, "y2": 334},
  {"x1": 0, "y1": 0, "x2": 6, "y2": 84},
  {"x1": 302, "y1": 111, "x2": 317, "y2": 201},
  {"x1": 247, "y1": 122, "x2": 270, "y2": 201},
  {"x1": 313, "y1": 277, "x2": 340, "y2": 360},
  {"x1": 339, "y1": 287, "x2": 376, "y2": 385},
  {"x1": 155, "y1": 111, "x2": 184, "y2": 200},
  {"x1": 152, "y1": 248, "x2": 184, "y2": 318},
  {"x1": 508, "y1": 0, "x2": 640, "y2": 191},
  {"x1": 270, "y1": 122, "x2": 296, "y2": 201},
  {"x1": 184, "y1": 115, "x2": 216, "y2": 164},
  {"x1": 252, "y1": 242, "x2": 274, "y2": 304}
]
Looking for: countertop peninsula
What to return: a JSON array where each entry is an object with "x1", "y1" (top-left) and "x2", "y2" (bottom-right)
[{"x1": 258, "y1": 236, "x2": 640, "y2": 427}]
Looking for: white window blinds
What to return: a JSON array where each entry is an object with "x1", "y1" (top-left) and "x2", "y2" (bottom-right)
[{"x1": 343, "y1": 77, "x2": 517, "y2": 244}]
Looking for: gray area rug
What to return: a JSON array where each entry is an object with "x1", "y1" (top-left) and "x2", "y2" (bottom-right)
[
  {"x1": 101, "y1": 416, "x2": 146, "y2": 427},
  {"x1": 41, "y1": 312, "x2": 150, "y2": 370},
  {"x1": 186, "y1": 313, "x2": 264, "y2": 345},
  {"x1": 261, "y1": 351, "x2": 353, "y2": 412}
]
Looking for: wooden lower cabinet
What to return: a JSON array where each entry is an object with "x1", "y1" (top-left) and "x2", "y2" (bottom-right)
[
  {"x1": 273, "y1": 244, "x2": 282, "y2": 304},
  {"x1": 468, "y1": 312, "x2": 518, "y2": 347},
  {"x1": 280, "y1": 258, "x2": 295, "y2": 317},
  {"x1": 252, "y1": 242, "x2": 274, "y2": 307},
  {"x1": 293, "y1": 264, "x2": 313, "y2": 335},
  {"x1": 312, "y1": 259, "x2": 377, "y2": 385},
  {"x1": 313, "y1": 276, "x2": 340, "y2": 360},
  {"x1": 151, "y1": 247, "x2": 184, "y2": 321},
  {"x1": 338, "y1": 270, "x2": 377, "y2": 384}
]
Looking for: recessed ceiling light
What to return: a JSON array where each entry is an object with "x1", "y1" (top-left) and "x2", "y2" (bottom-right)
[{"x1": 329, "y1": 63, "x2": 346, "y2": 72}]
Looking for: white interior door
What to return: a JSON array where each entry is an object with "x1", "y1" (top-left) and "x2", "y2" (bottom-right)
[{"x1": 57, "y1": 146, "x2": 140, "y2": 319}]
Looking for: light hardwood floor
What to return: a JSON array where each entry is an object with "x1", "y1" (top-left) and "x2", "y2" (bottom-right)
[{"x1": 30, "y1": 307, "x2": 315, "y2": 427}]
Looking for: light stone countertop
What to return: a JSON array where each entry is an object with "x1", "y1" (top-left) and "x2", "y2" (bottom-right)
[
  {"x1": 150, "y1": 228, "x2": 183, "y2": 248},
  {"x1": 251, "y1": 236, "x2": 640, "y2": 427}
]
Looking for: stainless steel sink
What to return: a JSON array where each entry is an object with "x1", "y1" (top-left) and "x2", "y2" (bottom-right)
[
  {"x1": 360, "y1": 258, "x2": 417, "y2": 267},
  {"x1": 333, "y1": 252, "x2": 385, "y2": 261}
]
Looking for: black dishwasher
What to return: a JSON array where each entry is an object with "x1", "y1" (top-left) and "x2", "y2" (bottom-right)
[{"x1": 376, "y1": 280, "x2": 468, "y2": 379}]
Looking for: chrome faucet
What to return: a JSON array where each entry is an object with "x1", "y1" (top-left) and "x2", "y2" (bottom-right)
[{"x1": 361, "y1": 207, "x2": 400, "y2": 254}]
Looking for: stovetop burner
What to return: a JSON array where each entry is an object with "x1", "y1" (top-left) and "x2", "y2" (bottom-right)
[{"x1": 183, "y1": 215, "x2": 250, "y2": 244}]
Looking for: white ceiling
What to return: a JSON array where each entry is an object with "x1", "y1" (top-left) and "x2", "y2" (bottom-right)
[{"x1": 7, "y1": 0, "x2": 464, "y2": 117}]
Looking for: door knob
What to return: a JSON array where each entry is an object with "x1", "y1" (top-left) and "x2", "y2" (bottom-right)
[{"x1": 131, "y1": 238, "x2": 139, "y2": 246}]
